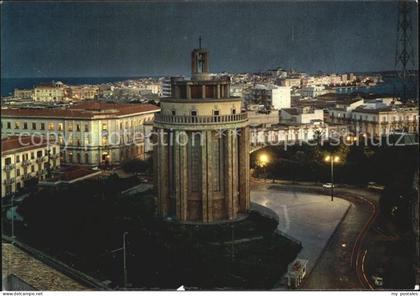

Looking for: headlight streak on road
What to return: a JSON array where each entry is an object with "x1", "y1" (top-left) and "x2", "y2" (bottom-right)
[
  {"x1": 361, "y1": 249, "x2": 374, "y2": 290},
  {"x1": 351, "y1": 195, "x2": 377, "y2": 290}
]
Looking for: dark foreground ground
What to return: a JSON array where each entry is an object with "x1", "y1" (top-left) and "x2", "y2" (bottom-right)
[{"x1": 2, "y1": 179, "x2": 301, "y2": 290}]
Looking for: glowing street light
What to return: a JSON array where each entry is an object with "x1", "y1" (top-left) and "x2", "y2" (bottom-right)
[
  {"x1": 259, "y1": 154, "x2": 269, "y2": 167},
  {"x1": 324, "y1": 154, "x2": 340, "y2": 201},
  {"x1": 257, "y1": 153, "x2": 270, "y2": 182}
]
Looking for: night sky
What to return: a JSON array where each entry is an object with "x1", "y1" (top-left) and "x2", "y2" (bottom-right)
[{"x1": 1, "y1": 1, "x2": 418, "y2": 78}]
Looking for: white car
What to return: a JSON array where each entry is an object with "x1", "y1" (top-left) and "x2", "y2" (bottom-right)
[
  {"x1": 372, "y1": 275, "x2": 383, "y2": 287},
  {"x1": 322, "y1": 183, "x2": 335, "y2": 188}
]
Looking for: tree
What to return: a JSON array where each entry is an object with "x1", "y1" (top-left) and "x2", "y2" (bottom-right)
[{"x1": 121, "y1": 159, "x2": 151, "y2": 174}]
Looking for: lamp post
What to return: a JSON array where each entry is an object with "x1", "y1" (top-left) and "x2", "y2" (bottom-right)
[
  {"x1": 11, "y1": 193, "x2": 15, "y2": 243},
  {"x1": 109, "y1": 232, "x2": 129, "y2": 289},
  {"x1": 123, "y1": 231, "x2": 128, "y2": 289},
  {"x1": 324, "y1": 155, "x2": 340, "y2": 201}
]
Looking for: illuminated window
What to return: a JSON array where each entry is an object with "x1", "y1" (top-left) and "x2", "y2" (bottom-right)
[
  {"x1": 102, "y1": 123, "x2": 108, "y2": 130},
  {"x1": 58, "y1": 123, "x2": 63, "y2": 131},
  {"x1": 68, "y1": 123, "x2": 73, "y2": 131},
  {"x1": 48, "y1": 123, "x2": 54, "y2": 130},
  {"x1": 102, "y1": 136, "x2": 108, "y2": 146},
  {"x1": 15, "y1": 122, "x2": 20, "y2": 129}
]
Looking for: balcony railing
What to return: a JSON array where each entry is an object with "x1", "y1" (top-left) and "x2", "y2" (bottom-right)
[
  {"x1": 3, "y1": 164, "x2": 15, "y2": 172},
  {"x1": 154, "y1": 113, "x2": 248, "y2": 125}
]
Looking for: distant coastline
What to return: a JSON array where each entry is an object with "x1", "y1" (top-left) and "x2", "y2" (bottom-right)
[
  {"x1": 0, "y1": 77, "x2": 157, "y2": 97},
  {"x1": 1, "y1": 76, "x2": 417, "y2": 99}
]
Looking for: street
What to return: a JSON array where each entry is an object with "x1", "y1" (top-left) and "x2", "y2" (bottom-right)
[
  {"x1": 251, "y1": 180, "x2": 380, "y2": 289},
  {"x1": 251, "y1": 184, "x2": 351, "y2": 281}
]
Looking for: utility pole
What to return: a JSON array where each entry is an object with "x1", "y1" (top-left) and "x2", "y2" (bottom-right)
[
  {"x1": 330, "y1": 157, "x2": 334, "y2": 202},
  {"x1": 11, "y1": 193, "x2": 15, "y2": 242},
  {"x1": 123, "y1": 232, "x2": 128, "y2": 289},
  {"x1": 109, "y1": 232, "x2": 129, "y2": 289},
  {"x1": 394, "y1": 0, "x2": 415, "y2": 102}
]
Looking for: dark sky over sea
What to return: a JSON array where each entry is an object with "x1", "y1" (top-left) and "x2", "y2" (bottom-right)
[{"x1": 1, "y1": 1, "x2": 418, "y2": 78}]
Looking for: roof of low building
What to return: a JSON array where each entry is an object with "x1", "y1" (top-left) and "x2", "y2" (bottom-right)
[
  {"x1": 1, "y1": 136, "x2": 53, "y2": 156},
  {"x1": 1, "y1": 102, "x2": 160, "y2": 119},
  {"x1": 2, "y1": 243, "x2": 90, "y2": 291}
]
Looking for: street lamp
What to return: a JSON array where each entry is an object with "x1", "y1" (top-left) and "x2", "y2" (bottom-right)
[
  {"x1": 123, "y1": 232, "x2": 128, "y2": 289},
  {"x1": 11, "y1": 193, "x2": 15, "y2": 243},
  {"x1": 109, "y1": 232, "x2": 129, "y2": 289},
  {"x1": 257, "y1": 154, "x2": 269, "y2": 182},
  {"x1": 324, "y1": 155, "x2": 340, "y2": 201}
]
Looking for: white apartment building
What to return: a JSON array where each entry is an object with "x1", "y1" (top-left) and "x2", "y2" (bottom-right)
[
  {"x1": 248, "y1": 84, "x2": 291, "y2": 110},
  {"x1": 329, "y1": 105, "x2": 418, "y2": 137},
  {"x1": 1, "y1": 102, "x2": 160, "y2": 166},
  {"x1": 278, "y1": 78, "x2": 302, "y2": 88},
  {"x1": 13, "y1": 89, "x2": 33, "y2": 99},
  {"x1": 160, "y1": 76, "x2": 184, "y2": 98},
  {"x1": 300, "y1": 85, "x2": 329, "y2": 98},
  {"x1": 2, "y1": 136, "x2": 60, "y2": 198}
]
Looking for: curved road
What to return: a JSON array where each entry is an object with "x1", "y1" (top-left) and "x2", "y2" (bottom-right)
[
  {"x1": 251, "y1": 180, "x2": 380, "y2": 290},
  {"x1": 279, "y1": 184, "x2": 379, "y2": 290}
]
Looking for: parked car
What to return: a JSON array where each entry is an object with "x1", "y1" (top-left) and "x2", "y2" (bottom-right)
[
  {"x1": 372, "y1": 266, "x2": 384, "y2": 287},
  {"x1": 322, "y1": 183, "x2": 335, "y2": 188}
]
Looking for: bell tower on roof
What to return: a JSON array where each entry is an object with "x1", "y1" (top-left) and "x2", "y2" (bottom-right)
[{"x1": 191, "y1": 37, "x2": 210, "y2": 81}]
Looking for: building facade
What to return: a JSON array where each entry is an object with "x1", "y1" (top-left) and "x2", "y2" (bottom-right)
[
  {"x1": 32, "y1": 81, "x2": 66, "y2": 102},
  {"x1": 329, "y1": 106, "x2": 418, "y2": 137},
  {"x1": 247, "y1": 84, "x2": 291, "y2": 110},
  {"x1": 1, "y1": 136, "x2": 60, "y2": 198},
  {"x1": 1, "y1": 102, "x2": 160, "y2": 166},
  {"x1": 153, "y1": 46, "x2": 250, "y2": 223}
]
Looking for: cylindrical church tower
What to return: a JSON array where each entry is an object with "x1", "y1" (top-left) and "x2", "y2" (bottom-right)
[{"x1": 153, "y1": 45, "x2": 250, "y2": 223}]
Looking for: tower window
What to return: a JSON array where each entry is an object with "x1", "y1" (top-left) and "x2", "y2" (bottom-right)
[
  {"x1": 232, "y1": 109, "x2": 236, "y2": 115},
  {"x1": 172, "y1": 110, "x2": 176, "y2": 116},
  {"x1": 213, "y1": 110, "x2": 220, "y2": 116},
  {"x1": 191, "y1": 111, "x2": 197, "y2": 116}
]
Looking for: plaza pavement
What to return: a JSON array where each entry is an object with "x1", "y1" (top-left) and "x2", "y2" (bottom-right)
[{"x1": 251, "y1": 184, "x2": 351, "y2": 274}]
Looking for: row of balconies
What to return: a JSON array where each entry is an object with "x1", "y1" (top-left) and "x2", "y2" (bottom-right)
[
  {"x1": 155, "y1": 113, "x2": 248, "y2": 125},
  {"x1": 3, "y1": 155, "x2": 59, "y2": 171}
]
